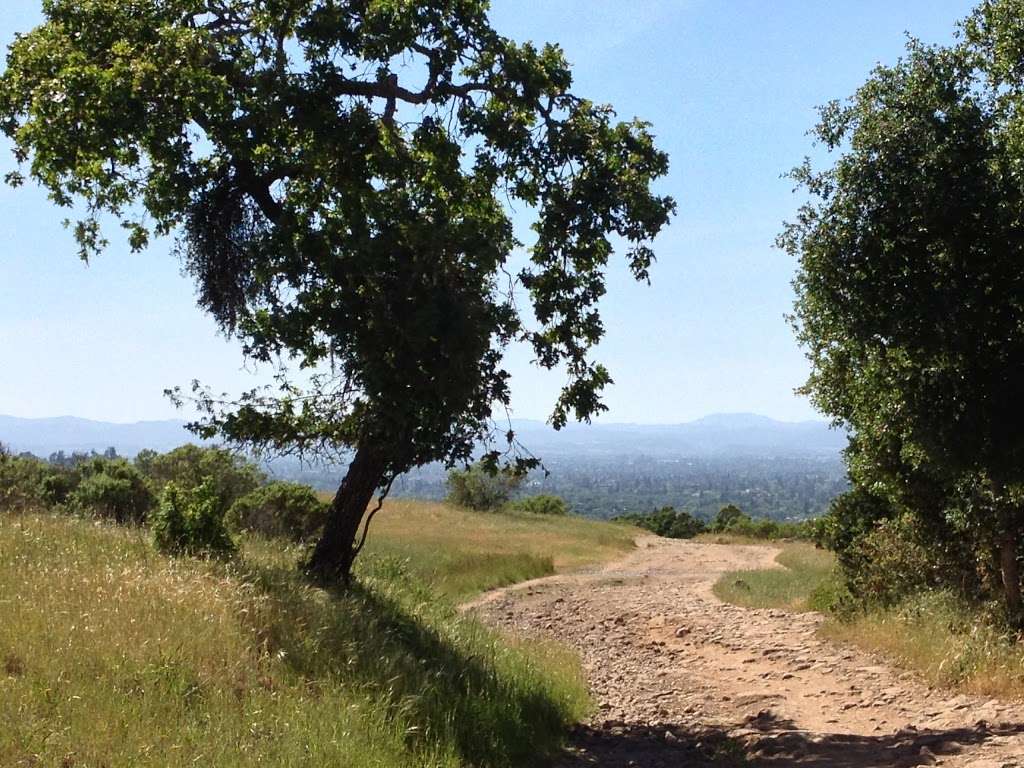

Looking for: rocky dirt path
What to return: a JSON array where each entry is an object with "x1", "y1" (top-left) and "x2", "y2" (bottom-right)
[{"x1": 466, "y1": 537, "x2": 1024, "y2": 768}]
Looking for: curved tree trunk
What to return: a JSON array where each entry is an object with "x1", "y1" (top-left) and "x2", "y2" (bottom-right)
[{"x1": 306, "y1": 445, "x2": 387, "y2": 584}]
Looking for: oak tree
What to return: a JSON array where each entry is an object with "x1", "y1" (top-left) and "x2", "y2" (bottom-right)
[
  {"x1": 1, "y1": 0, "x2": 674, "y2": 581},
  {"x1": 781, "y1": 27, "x2": 1024, "y2": 621}
]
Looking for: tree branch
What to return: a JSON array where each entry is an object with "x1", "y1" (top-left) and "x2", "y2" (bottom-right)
[{"x1": 353, "y1": 475, "x2": 395, "y2": 558}]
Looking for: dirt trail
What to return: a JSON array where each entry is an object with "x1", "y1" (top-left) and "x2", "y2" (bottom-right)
[{"x1": 466, "y1": 537, "x2": 1024, "y2": 768}]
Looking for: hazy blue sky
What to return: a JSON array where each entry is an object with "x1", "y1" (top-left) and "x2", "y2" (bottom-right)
[{"x1": 0, "y1": 0, "x2": 973, "y2": 424}]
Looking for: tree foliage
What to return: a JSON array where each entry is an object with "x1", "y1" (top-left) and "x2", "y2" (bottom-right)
[
  {"x1": 0, "y1": 446, "x2": 50, "y2": 512},
  {"x1": 0, "y1": 0, "x2": 674, "y2": 461},
  {"x1": 781, "y1": 2, "x2": 1024, "y2": 621},
  {"x1": 69, "y1": 457, "x2": 155, "y2": 524},
  {"x1": 444, "y1": 462, "x2": 522, "y2": 511},
  {"x1": 0, "y1": 0, "x2": 674, "y2": 580},
  {"x1": 136, "y1": 444, "x2": 264, "y2": 510}
]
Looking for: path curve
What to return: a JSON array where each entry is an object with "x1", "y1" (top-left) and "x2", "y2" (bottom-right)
[{"x1": 467, "y1": 536, "x2": 1024, "y2": 767}]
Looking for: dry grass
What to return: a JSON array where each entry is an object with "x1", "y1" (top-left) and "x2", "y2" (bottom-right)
[
  {"x1": 821, "y1": 592, "x2": 1024, "y2": 699},
  {"x1": 0, "y1": 505, "x2": 633, "y2": 768}
]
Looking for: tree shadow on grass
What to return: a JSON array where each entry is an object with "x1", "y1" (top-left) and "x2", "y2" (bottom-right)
[
  {"x1": 239, "y1": 557, "x2": 576, "y2": 768},
  {"x1": 559, "y1": 710, "x2": 1024, "y2": 768}
]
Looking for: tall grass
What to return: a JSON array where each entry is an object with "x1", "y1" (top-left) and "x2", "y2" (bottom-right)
[
  {"x1": 0, "y1": 510, "x2": 606, "y2": 767},
  {"x1": 821, "y1": 592, "x2": 1024, "y2": 698}
]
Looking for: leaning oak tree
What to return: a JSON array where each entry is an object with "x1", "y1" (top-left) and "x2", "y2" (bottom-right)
[
  {"x1": 0, "y1": 0, "x2": 674, "y2": 581},
  {"x1": 779, "y1": 29, "x2": 1024, "y2": 621}
]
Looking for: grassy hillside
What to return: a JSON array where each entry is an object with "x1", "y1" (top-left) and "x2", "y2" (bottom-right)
[{"x1": 0, "y1": 503, "x2": 635, "y2": 768}]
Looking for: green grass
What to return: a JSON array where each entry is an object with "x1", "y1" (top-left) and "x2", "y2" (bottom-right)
[
  {"x1": 0, "y1": 504, "x2": 635, "y2": 768},
  {"x1": 712, "y1": 542, "x2": 840, "y2": 612},
  {"x1": 357, "y1": 498, "x2": 637, "y2": 600}
]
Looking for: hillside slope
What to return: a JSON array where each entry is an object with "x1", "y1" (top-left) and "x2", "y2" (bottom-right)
[{"x1": 0, "y1": 504, "x2": 634, "y2": 768}]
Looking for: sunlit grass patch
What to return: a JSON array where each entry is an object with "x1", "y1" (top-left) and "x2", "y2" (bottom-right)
[
  {"x1": 0, "y1": 511, "x2": 599, "y2": 768},
  {"x1": 712, "y1": 542, "x2": 839, "y2": 612},
  {"x1": 358, "y1": 498, "x2": 636, "y2": 599}
]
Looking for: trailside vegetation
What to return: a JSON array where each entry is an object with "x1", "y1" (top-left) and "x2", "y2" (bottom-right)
[
  {"x1": 615, "y1": 506, "x2": 706, "y2": 539},
  {"x1": 507, "y1": 494, "x2": 569, "y2": 517},
  {"x1": 780, "y1": 0, "x2": 1024, "y2": 626},
  {"x1": 0, "y1": 511, "x2": 595, "y2": 768},
  {"x1": 615, "y1": 503, "x2": 816, "y2": 541},
  {"x1": 0, "y1": 0, "x2": 674, "y2": 583},
  {"x1": 0, "y1": 446, "x2": 638, "y2": 764}
]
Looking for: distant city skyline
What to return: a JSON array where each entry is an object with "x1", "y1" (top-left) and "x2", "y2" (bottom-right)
[{"x1": 0, "y1": 0, "x2": 973, "y2": 425}]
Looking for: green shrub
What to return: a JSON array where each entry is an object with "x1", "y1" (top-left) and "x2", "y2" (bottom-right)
[
  {"x1": 0, "y1": 448, "x2": 49, "y2": 512},
  {"x1": 69, "y1": 457, "x2": 154, "y2": 524},
  {"x1": 152, "y1": 480, "x2": 236, "y2": 557},
  {"x1": 705, "y1": 507, "x2": 817, "y2": 541},
  {"x1": 508, "y1": 494, "x2": 569, "y2": 516},
  {"x1": 137, "y1": 444, "x2": 264, "y2": 509},
  {"x1": 614, "y1": 506, "x2": 706, "y2": 539},
  {"x1": 39, "y1": 466, "x2": 81, "y2": 507},
  {"x1": 711, "y1": 503, "x2": 748, "y2": 532},
  {"x1": 842, "y1": 515, "x2": 935, "y2": 608},
  {"x1": 445, "y1": 463, "x2": 522, "y2": 511},
  {"x1": 226, "y1": 481, "x2": 328, "y2": 541},
  {"x1": 815, "y1": 487, "x2": 895, "y2": 568}
]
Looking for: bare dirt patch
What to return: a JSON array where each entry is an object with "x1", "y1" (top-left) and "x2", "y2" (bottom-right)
[{"x1": 467, "y1": 536, "x2": 1024, "y2": 767}]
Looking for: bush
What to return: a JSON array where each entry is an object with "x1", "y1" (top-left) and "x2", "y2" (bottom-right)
[
  {"x1": 137, "y1": 444, "x2": 264, "y2": 509},
  {"x1": 69, "y1": 457, "x2": 154, "y2": 524},
  {"x1": 226, "y1": 481, "x2": 328, "y2": 541},
  {"x1": 615, "y1": 506, "x2": 706, "y2": 539},
  {"x1": 703, "y1": 504, "x2": 816, "y2": 541},
  {"x1": 0, "y1": 448, "x2": 50, "y2": 512},
  {"x1": 152, "y1": 480, "x2": 236, "y2": 557},
  {"x1": 508, "y1": 494, "x2": 569, "y2": 516},
  {"x1": 815, "y1": 487, "x2": 895, "y2": 569},
  {"x1": 445, "y1": 463, "x2": 522, "y2": 511},
  {"x1": 39, "y1": 466, "x2": 82, "y2": 507},
  {"x1": 711, "y1": 503, "x2": 749, "y2": 532},
  {"x1": 841, "y1": 515, "x2": 936, "y2": 608}
]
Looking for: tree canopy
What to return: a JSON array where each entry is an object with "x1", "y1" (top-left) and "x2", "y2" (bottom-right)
[
  {"x1": 781, "y1": 2, "x2": 1024, "y2": 619},
  {"x1": 1, "y1": 0, "x2": 674, "y2": 579}
]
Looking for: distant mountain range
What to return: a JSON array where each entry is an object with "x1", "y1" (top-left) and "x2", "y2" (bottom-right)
[
  {"x1": 0, "y1": 412, "x2": 846, "y2": 459},
  {"x1": 505, "y1": 413, "x2": 846, "y2": 456},
  {"x1": 0, "y1": 415, "x2": 200, "y2": 457}
]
